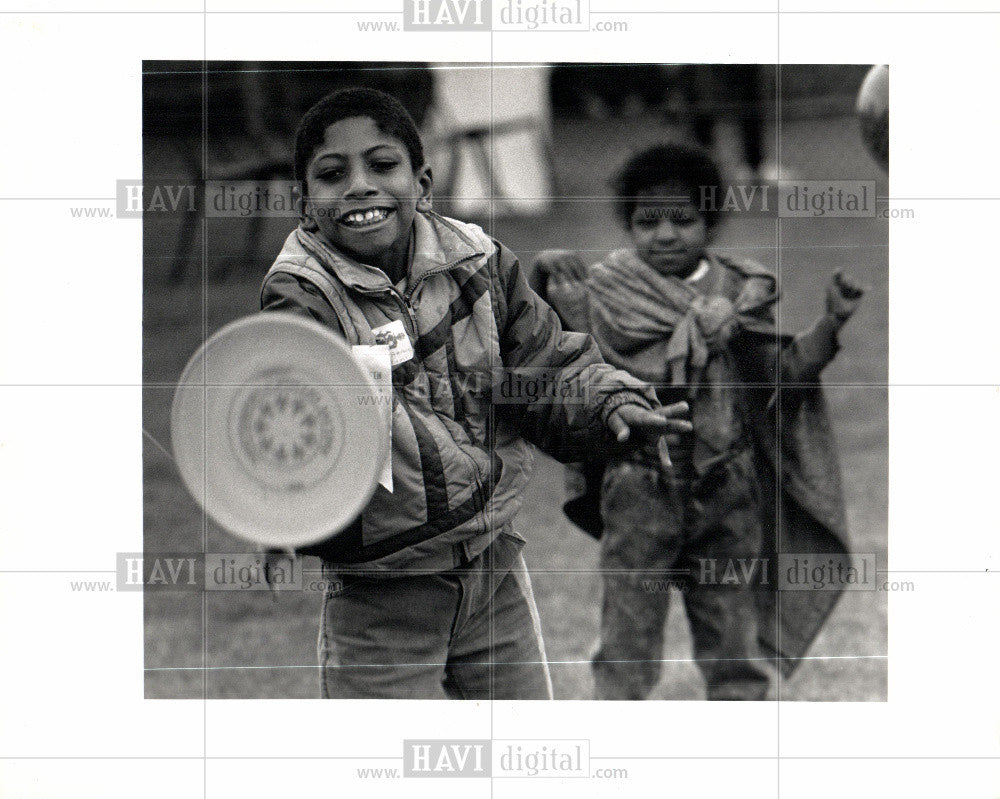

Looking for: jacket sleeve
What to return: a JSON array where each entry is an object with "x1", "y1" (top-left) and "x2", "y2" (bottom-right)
[
  {"x1": 260, "y1": 271, "x2": 346, "y2": 337},
  {"x1": 780, "y1": 315, "x2": 841, "y2": 383},
  {"x1": 733, "y1": 273, "x2": 841, "y2": 385},
  {"x1": 492, "y1": 241, "x2": 656, "y2": 462},
  {"x1": 718, "y1": 255, "x2": 842, "y2": 384},
  {"x1": 259, "y1": 271, "x2": 362, "y2": 560},
  {"x1": 730, "y1": 304, "x2": 840, "y2": 384}
]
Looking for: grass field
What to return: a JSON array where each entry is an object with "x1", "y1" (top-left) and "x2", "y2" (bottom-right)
[{"x1": 143, "y1": 110, "x2": 888, "y2": 701}]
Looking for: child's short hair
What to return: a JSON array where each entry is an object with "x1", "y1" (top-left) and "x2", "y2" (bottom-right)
[
  {"x1": 611, "y1": 141, "x2": 723, "y2": 230},
  {"x1": 294, "y1": 87, "x2": 425, "y2": 184}
]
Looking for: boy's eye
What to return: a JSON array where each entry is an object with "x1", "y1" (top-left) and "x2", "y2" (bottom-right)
[
  {"x1": 370, "y1": 159, "x2": 399, "y2": 172},
  {"x1": 666, "y1": 208, "x2": 699, "y2": 226},
  {"x1": 315, "y1": 168, "x2": 345, "y2": 181},
  {"x1": 632, "y1": 210, "x2": 660, "y2": 226}
]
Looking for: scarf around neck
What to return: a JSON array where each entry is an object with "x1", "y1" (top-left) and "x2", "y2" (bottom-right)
[{"x1": 586, "y1": 248, "x2": 778, "y2": 387}]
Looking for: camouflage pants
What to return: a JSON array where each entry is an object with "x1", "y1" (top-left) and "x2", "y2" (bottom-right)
[{"x1": 592, "y1": 450, "x2": 771, "y2": 700}]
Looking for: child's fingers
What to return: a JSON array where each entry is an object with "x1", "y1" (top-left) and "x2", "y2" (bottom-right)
[
  {"x1": 649, "y1": 418, "x2": 695, "y2": 434},
  {"x1": 608, "y1": 403, "x2": 692, "y2": 447},
  {"x1": 660, "y1": 400, "x2": 690, "y2": 418},
  {"x1": 262, "y1": 549, "x2": 296, "y2": 596},
  {"x1": 606, "y1": 412, "x2": 630, "y2": 442},
  {"x1": 646, "y1": 403, "x2": 693, "y2": 433},
  {"x1": 563, "y1": 254, "x2": 588, "y2": 282},
  {"x1": 535, "y1": 250, "x2": 585, "y2": 282},
  {"x1": 532, "y1": 249, "x2": 562, "y2": 276},
  {"x1": 834, "y1": 270, "x2": 866, "y2": 298},
  {"x1": 656, "y1": 436, "x2": 673, "y2": 472},
  {"x1": 619, "y1": 405, "x2": 693, "y2": 437},
  {"x1": 549, "y1": 273, "x2": 569, "y2": 293}
]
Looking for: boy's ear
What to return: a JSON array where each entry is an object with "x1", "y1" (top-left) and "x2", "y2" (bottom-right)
[
  {"x1": 415, "y1": 164, "x2": 433, "y2": 212},
  {"x1": 298, "y1": 181, "x2": 319, "y2": 231}
]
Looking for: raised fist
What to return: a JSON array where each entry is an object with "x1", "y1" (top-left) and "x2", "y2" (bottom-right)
[{"x1": 826, "y1": 270, "x2": 865, "y2": 323}]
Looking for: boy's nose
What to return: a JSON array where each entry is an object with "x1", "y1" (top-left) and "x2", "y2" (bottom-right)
[
  {"x1": 655, "y1": 220, "x2": 679, "y2": 241},
  {"x1": 344, "y1": 169, "x2": 378, "y2": 198}
]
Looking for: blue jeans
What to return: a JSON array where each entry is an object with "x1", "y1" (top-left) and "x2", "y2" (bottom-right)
[
  {"x1": 318, "y1": 532, "x2": 553, "y2": 699},
  {"x1": 592, "y1": 449, "x2": 772, "y2": 700}
]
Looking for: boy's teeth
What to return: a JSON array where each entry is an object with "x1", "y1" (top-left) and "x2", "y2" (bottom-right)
[{"x1": 344, "y1": 208, "x2": 389, "y2": 226}]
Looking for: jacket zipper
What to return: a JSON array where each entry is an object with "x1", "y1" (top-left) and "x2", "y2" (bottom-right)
[
  {"x1": 408, "y1": 257, "x2": 493, "y2": 532},
  {"x1": 356, "y1": 258, "x2": 471, "y2": 336},
  {"x1": 367, "y1": 265, "x2": 491, "y2": 533}
]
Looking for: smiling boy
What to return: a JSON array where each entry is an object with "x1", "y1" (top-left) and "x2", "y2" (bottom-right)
[
  {"x1": 259, "y1": 89, "x2": 690, "y2": 699},
  {"x1": 300, "y1": 114, "x2": 426, "y2": 284}
]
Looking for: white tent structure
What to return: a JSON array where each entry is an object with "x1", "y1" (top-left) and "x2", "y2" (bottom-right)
[{"x1": 425, "y1": 64, "x2": 555, "y2": 218}]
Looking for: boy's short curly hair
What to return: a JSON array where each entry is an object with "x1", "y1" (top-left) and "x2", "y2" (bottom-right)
[
  {"x1": 294, "y1": 87, "x2": 425, "y2": 184},
  {"x1": 611, "y1": 141, "x2": 723, "y2": 230}
]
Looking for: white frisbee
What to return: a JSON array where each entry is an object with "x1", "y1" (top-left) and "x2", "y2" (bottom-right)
[{"x1": 170, "y1": 312, "x2": 390, "y2": 549}]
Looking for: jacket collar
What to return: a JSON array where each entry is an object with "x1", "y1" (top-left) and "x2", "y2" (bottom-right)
[{"x1": 292, "y1": 211, "x2": 493, "y2": 294}]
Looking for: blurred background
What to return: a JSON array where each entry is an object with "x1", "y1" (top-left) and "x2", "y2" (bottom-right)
[{"x1": 143, "y1": 63, "x2": 887, "y2": 700}]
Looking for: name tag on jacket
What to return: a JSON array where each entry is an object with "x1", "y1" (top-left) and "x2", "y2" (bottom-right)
[{"x1": 371, "y1": 319, "x2": 415, "y2": 367}]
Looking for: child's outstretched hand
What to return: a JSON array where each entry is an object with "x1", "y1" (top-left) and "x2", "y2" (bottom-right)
[
  {"x1": 606, "y1": 401, "x2": 692, "y2": 473},
  {"x1": 826, "y1": 270, "x2": 865, "y2": 324},
  {"x1": 607, "y1": 401, "x2": 691, "y2": 443}
]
